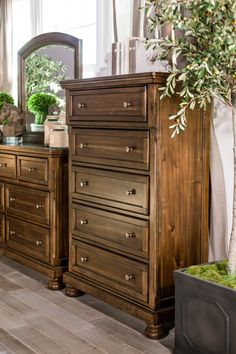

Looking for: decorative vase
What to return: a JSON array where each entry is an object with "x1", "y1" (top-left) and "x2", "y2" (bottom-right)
[{"x1": 30, "y1": 123, "x2": 44, "y2": 132}]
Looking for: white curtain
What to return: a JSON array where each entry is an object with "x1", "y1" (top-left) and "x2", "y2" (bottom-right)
[
  {"x1": 0, "y1": 0, "x2": 13, "y2": 94},
  {"x1": 113, "y1": 0, "x2": 145, "y2": 42},
  {"x1": 209, "y1": 100, "x2": 233, "y2": 261},
  {"x1": 30, "y1": 0, "x2": 42, "y2": 37}
]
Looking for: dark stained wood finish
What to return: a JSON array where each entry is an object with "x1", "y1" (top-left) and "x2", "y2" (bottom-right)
[
  {"x1": 6, "y1": 184, "x2": 50, "y2": 225},
  {"x1": 0, "y1": 182, "x2": 4, "y2": 213},
  {"x1": 69, "y1": 87, "x2": 147, "y2": 123},
  {"x1": 0, "y1": 144, "x2": 68, "y2": 287},
  {"x1": 18, "y1": 156, "x2": 48, "y2": 185},
  {"x1": 71, "y1": 128, "x2": 149, "y2": 170},
  {"x1": 72, "y1": 203, "x2": 149, "y2": 259},
  {"x1": 71, "y1": 166, "x2": 149, "y2": 215},
  {"x1": 0, "y1": 154, "x2": 17, "y2": 179},
  {"x1": 6, "y1": 216, "x2": 50, "y2": 262},
  {"x1": 61, "y1": 72, "x2": 210, "y2": 339},
  {"x1": 71, "y1": 240, "x2": 148, "y2": 303},
  {"x1": 0, "y1": 214, "x2": 5, "y2": 244}
]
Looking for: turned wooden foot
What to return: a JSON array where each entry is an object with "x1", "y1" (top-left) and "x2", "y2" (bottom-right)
[
  {"x1": 144, "y1": 323, "x2": 169, "y2": 339},
  {"x1": 48, "y1": 277, "x2": 65, "y2": 290},
  {"x1": 65, "y1": 286, "x2": 84, "y2": 297}
]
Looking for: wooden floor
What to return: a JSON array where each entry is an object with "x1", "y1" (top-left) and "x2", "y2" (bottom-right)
[{"x1": 0, "y1": 255, "x2": 174, "y2": 354}]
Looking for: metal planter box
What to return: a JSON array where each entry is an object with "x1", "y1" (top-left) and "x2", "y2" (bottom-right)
[{"x1": 174, "y1": 267, "x2": 236, "y2": 354}]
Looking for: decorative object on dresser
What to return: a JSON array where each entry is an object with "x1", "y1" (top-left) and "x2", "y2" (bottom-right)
[
  {"x1": 0, "y1": 103, "x2": 25, "y2": 143},
  {"x1": 0, "y1": 144, "x2": 68, "y2": 289},
  {"x1": 61, "y1": 72, "x2": 210, "y2": 339}
]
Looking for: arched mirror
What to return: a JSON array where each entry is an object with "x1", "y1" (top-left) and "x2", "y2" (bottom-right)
[{"x1": 18, "y1": 32, "x2": 82, "y2": 139}]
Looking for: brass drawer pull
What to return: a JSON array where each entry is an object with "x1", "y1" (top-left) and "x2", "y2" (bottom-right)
[
  {"x1": 124, "y1": 274, "x2": 134, "y2": 281},
  {"x1": 125, "y1": 232, "x2": 135, "y2": 239},
  {"x1": 28, "y1": 167, "x2": 37, "y2": 172},
  {"x1": 125, "y1": 146, "x2": 134, "y2": 153},
  {"x1": 78, "y1": 103, "x2": 86, "y2": 109},
  {"x1": 79, "y1": 143, "x2": 88, "y2": 149},
  {"x1": 10, "y1": 230, "x2": 15, "y2": 236},
  {"x1": 35, "y1": 204, "x2": 42, "y2": 209},
  {"x1": 0, "y1": 162, "x2": 7, "y2": 168},
  {"x1": 80, "y1": 256, "x2": 88, "y2": 263},
  {"x1": 123, "y1": 101, "x2": 132, "y2": 108},
  {"x1": 125, "y1": 189, "x2": 136, "y2": 196},
  {"x1": 80, "y1": 180, "x2": 88, "y2": 187},
  {"x1": 36, "y1": 240, "x2": 43, "y2": 246},
  {"x1": 80, "y1": 219, "x2": 88, "y2": 225},
  {"x1": 9, "y1": 197, "x2": 15, "y2": 202}
]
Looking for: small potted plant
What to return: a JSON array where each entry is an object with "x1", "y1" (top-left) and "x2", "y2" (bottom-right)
[
  {"x1": 0, "y1": 92, "x2": 14, "y2": 111},
  {"x1": 145, "y1": 0, "x2": 235, "y2": 352},
  {"x1": 27, "y1": 92, "x2": 57, "y2": 132}
]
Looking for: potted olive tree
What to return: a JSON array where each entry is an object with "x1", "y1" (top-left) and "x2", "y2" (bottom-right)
[
  {"x1": 27, "y1": 93, "x2": 57, "y2": 132},
  {"x1": 145, "y1": 0, "x2": 236, "y2": 353}
]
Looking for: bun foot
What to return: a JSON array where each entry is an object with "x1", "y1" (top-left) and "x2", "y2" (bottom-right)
[
  {"x1": 145, "y1": 323, "x2": 169, "y2": 339},
  {"x1": 48, "y1": 277, "x2": 65, "y2": 290},
  {"x1": 65, "y1": 286, "x2": 84, "y2": 297}
]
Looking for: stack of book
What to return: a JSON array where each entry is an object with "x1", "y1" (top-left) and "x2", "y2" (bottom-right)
[{"x1": 111, "y1": 38, "x2": 169, "y2": 75}]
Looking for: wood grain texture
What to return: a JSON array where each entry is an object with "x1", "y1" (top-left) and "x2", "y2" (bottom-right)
[
  {"x1": 61, "y1": 73, "x2": 210, "y2": 339},
  {"x1": 0, "y1": 144, "x2": 68, "y2": 285}
]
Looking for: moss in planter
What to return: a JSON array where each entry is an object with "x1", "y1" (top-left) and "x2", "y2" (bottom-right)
[{"x1": 185, "y1": 261, "x2": 236, "y2": 289}]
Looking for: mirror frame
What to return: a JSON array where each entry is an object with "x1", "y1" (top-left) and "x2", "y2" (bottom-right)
[{"x1": 18, "y1": 31, "x2": 82, "y2": 120}]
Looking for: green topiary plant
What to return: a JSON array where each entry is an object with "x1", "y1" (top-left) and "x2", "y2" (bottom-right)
[
  {"x1": 0, "y1": 92, "x2": 14, "y2": 111},
  {"x1": 145, "y1": 0, "x2": 236, "y2": 275},
  {"x1": 27, "y1": 93, "x2": 57, "y2": 125}
]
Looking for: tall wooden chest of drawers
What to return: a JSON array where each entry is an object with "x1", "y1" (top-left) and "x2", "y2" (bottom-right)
[
  {"x1": 61, "y1": 73, "x2": 210, "y2": 339},
  {"x1": 0, "y1": 144, "x2": 68, "y2": 289}
]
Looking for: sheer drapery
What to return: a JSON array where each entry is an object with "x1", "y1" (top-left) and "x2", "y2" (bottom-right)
[
  {"x1": 112, "y1": 0, "x2": 145, "y2": 42},
  {"x1": 0, "y1": 0, "x2": 13, "y2": 93}
]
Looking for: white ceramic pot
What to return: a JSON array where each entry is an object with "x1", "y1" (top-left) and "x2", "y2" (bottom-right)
[{"x1": 31, "y1": 123, "x2": 44, "y2": 132}]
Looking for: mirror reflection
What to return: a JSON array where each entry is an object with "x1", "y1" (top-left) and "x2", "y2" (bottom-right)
[{"x1": 18, "y1": 32, "x2": 82, "y2": 137}]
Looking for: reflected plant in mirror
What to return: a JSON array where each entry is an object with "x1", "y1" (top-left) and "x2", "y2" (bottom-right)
[{"x1": 25, "y1": 51, "x2": 68, "y2": 103}]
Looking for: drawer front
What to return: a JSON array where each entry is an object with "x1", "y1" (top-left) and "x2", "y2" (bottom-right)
[
  {"x1": 71, "y1": 167, "x2": 149, "y2": 215},
  {"x1": 72, "y1": 204, "x2": 149, "y2": 259},
  {"x1": 71, "y1": 129, "x2": 149, "y2": 170},
  {"x1": 18, "y1": 156, "x2": 48, "y2": 185},
  {"x1": 71, "y1": 240, "x2": 148, "y2": 303},
  {"x1": 6, "y1": 184, "x2": 50, "y2": 225},
  {"x1": 0, "y1": 182, "x2": 4, "y2": 212},
  {"x1": 69, "y1": 87, "x2": 146, "y2": 123},
  {"x1": 0, "y1": 154, "x2": 16, "y2": 179},
  {"x1": 6, "y1": 216, "x2": 50, "y2": 262},
  {"x1": 0, "y1": 214, "x2": 5, "y2": 244}
]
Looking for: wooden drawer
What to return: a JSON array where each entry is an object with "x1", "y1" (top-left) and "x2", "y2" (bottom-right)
[
  {"x1": 71, "y1": 240, "x2": 148, "y2": 303},
  {"x1": 6, "y1": 216, "x2": 50, "y2": 262},
  {"x1": 0, "y1": 214, "x2": 5, "y2": 244},
  {"x1": 69, "y1": 87, "x2": 147, "y2": 123},
  {"x1": 6, "y1": 184, "x2": 50, "y2": 225},
  {"x1": 18, "y1": 156, "x2": 48, "y2": 186},
  {"x1": 0, "y1": 182, "x2": 4, "y2": 212},
  {"x1": 0, "y1": 154, "x2": 16, "y2": 179},
  {"x1": 71, "y1": 129, "x2": 149, "y2": 170},
  {"x1": 72, "y1": 204, "x2": 149, "y2": 259},
  {"x1": 71, "y1": 167, "x2": 149, "y2": 215}
]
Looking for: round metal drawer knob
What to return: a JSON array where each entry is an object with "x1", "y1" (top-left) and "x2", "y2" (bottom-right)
[
  {"x1": 10, "y1": 230, "x2": 15, "y2": 236},
  {"x1": 28, "y1": 167, "x2": 37, "y2": 172},
  {"x1": 125, "y1": 189, "x2": 136, "y2": 196},
  {"x1": 0, "y1": 163, "x2": 7, "y2": 168},
  {"x1": 9, "y1": 197, "x2": 15, "y2": 202},
  {"x1": 80, "y1": 180, "x2": 88, "y2": 187},
  {"x1": 36, "y1": 240, "x2": 43, "y2": 246},
  {"x1": 80, "y1": 219, "x2": 88, "y2": 225},
  {"x1": 35, "y1": 204, "x2": 42, "y2": 209},
  {"x1": 124, "y1": 274, "x2": 134, "y2": 281},
  {"x1": 79, "y1": 143, "x2": 87, "y2": 149},
  {"x1": 80, "y1": 256, "x2": 88, "y2": 263},
  {"x1": 125, "y1": 232, "x2": 135, "y2": 239},
  {"x1": 78, "y1": 103, "x2": 86, "y2": 109},
  {"x1": 123, "y1": 101, "x2": 132, "y2": 108},
  {"x1": 125, "y1": 146, "x2": 134, "y2": 153}
]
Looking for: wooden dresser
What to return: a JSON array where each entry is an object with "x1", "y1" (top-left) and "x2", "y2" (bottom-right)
[
  {"x1": 0, "y1": 143, "x2": 68, "y2": 289},
  {"x1": 61, "y1": 72, "x2": 210, "y2": 339}
]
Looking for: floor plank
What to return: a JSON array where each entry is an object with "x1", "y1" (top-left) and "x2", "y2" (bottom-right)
[{"x1": 0, "y1": 255, "x2": 174, "y2": 354}]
